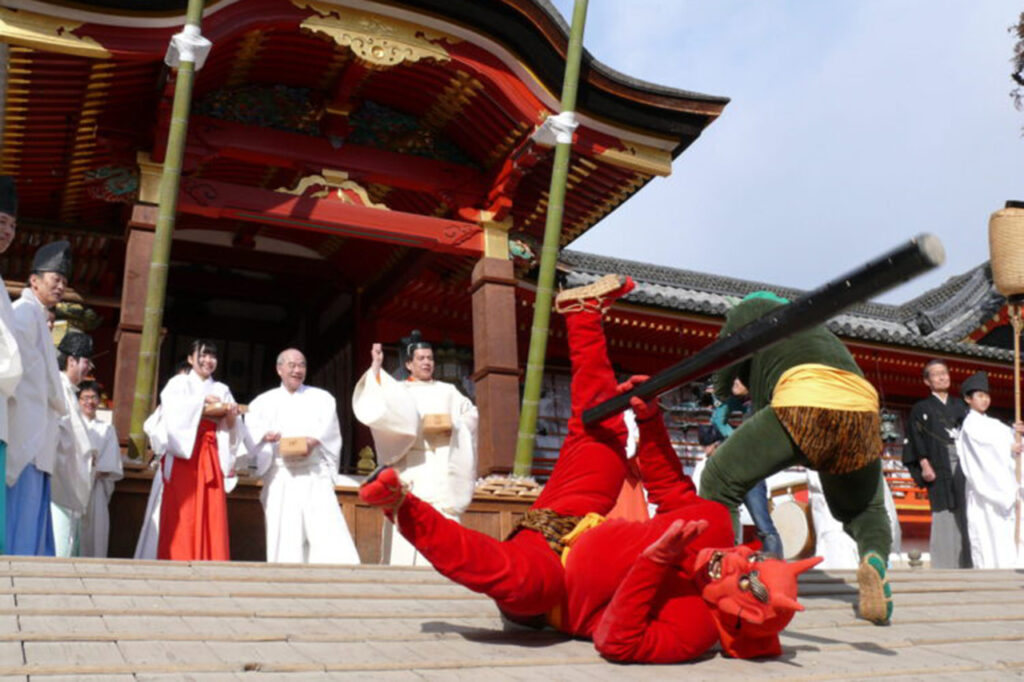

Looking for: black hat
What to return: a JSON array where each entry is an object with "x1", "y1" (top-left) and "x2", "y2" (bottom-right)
[
  {"x1": 57, "y1": 332, "x2": 93, "y2": 359},
  {"x1": 31, "y1": 240, "x2": 72, "y2": 278},
  {"x1": 961, "y1": 371, "x2": 989, "y2": 397},
  {"x1": 0, "y1": 176, "x2": 16, "y2": 216},
  {"x1": 404, "y1": 329, "x2": 432, "y2": 358}
]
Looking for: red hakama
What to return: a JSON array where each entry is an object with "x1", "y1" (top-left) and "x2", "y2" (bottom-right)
[{"x1": 157, "y1": 419, "x2": 230, "y2": 561}]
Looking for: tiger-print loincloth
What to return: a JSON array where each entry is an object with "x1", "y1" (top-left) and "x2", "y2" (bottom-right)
[
  {"x1": 774, "y1": 406, "x2": 881, "y2": 474},
  {"x1": 507, "y1": 508, "x2": 583, "y2": 555}
]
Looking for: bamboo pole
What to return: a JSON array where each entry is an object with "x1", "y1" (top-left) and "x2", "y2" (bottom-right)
[
  {"x1": 126, "y1": 0, "x2": 206, "y2": 458},
  {"x1": 512, "y1": 0, "x2": 589, "y2": 477},
  {"x1": 1012, "y1": 303, "x2": 1023, "y2": 552}
]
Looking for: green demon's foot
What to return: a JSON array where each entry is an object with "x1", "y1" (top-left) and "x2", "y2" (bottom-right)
[{"x1": 857, "y1": 551, "x2": 893, "y2": 625}]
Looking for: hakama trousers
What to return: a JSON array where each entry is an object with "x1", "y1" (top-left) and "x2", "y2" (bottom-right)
[
  {"x1": 262, "y1": 464, "x2": 360, "y2": 564},
  {"x1": 6, "y1": 463, "x2": 55, "y2": 556},
  {"x1": 158, "y1": 420, "x2": 230, "y2": 561},
  {"x1": 80, "y1": 483, "x2": 112, "y2": 558},
  {"x1": 50, "y1": 502, "x2": 80, "y2": 557},
  {"x1": 0, "y1": 442, "x2": 6, "y2": 553},
  {"x1": 134, "y1": 471, "x2": 162, "y2": 560}
]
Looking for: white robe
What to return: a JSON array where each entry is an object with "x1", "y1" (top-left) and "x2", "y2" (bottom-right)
[
  {"x1": 50, "y1": 372, "x2": 97, "y2": 557},
  {"x1": 246, "y1": 384, "x2": 359, "y2": 564},
  {"x1": 159, "y1": 370, "x2": 244, "y2": 493},
  {"x1": 134, "y1": 406, "x2": 166, "y2": 560},
  {"x1": 80, "y1": 417, "x2": 123, "y2": 558},
  {"x1": 956, "y1": 409, "x2": 1021, "y2": 568},
  {"x1": 352, "y1": 370, "x2": 477, "y2": 565},
  {"x1": 51, "y1": 373, "x2": 95, "y2": 514},
  {"x1": 0, "y1": 275, "x2": 23, "y2": 445},
  {"x1": 8, "y1": 288, "x2": 66, "y2": 484}
]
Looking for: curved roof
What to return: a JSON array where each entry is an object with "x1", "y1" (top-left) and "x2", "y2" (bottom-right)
[{"x1": 559, "y1": 250, "x2": 1013, "y2": 363}]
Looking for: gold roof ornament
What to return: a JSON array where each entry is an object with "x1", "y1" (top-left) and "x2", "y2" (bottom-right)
[
  {"x1": 0, "y1": 8, "x2": 110, "y2": 59},
  {"x1": 275, "y1": 170, "x2": 390, "y2": 210},
  {"x1": 292, "y1": 1, "x2": 455, "y2": 68}
]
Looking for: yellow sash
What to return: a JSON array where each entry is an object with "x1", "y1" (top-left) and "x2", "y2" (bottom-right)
[
  {"x1": 546, "y1": 512, "x2": 607, "y2": 631},
  {"x1": 771, "y1": 363, "x2": 878, "y2": 412}
]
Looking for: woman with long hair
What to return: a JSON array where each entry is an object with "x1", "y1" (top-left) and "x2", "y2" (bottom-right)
[{"x1": 157, "y1": 340, "x2": 244, "y2": 560}]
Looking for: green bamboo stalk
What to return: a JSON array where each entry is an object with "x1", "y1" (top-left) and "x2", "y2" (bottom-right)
[
  {"x1": 513, "y1": 0, "x2": 589, "y2": 476},
  {"x1": 127, "y1": 0, "x2": 206, "y2": 458}
]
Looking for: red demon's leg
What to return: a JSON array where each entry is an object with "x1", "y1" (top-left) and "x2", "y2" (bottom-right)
[
  {"x1": 633, "y1": 415, "x2": 701, "y2": 514},
  {"x1": 533, "y1": 308, "x2": 629, "y2": 517},
  {"x1": 394, "y1": 494, "x2": 565, "y2": 617}
]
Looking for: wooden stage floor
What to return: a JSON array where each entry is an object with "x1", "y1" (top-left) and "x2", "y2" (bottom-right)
[{"x1": 0, "y1": 557, "x2": 1020, "y2": 680}]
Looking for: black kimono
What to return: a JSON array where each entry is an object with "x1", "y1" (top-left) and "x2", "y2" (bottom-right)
[
  {"x1": 904, "y1": 394, "x2": 968, "y2": 512},
  {"x1": 904, "y1": 393, "x2": 971, "y2": 568}
]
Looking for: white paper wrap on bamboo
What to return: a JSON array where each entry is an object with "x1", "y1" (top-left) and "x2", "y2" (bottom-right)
[{"x1": 159, "y1": 370, "x2": 246, "y2": 493}]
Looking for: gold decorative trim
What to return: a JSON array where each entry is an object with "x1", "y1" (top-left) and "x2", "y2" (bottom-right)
[
  {"x1": 136, "y1": 152, "x2": 164, "y2": 206},
  {"x1": 60, "y1": 62, "x2": 113, "y2": 220},
  {"x1": 0, "y1": 8, "x2": 110, "y2": 59},
  {"x1": 597, "y1": 142, "x2": 672, "y2": 177},
  {"x1": 293, "y1": 1, "x2": 454, "y2": 68},
  {"x1": 480, "y1": 217, "x2": 513, "y2": 259},
  {"x1": 276, "y1": 170, "x2": 390, "y2": 210},
  {"x1": 421, "y1": 70, "x2": 482, "y2": 130}
]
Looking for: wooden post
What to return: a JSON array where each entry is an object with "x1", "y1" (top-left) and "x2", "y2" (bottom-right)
[
  {"x1": 112, "y1": 204, "x2": 158, "y2": 450},
  {"x1": 1012, "y1": 302, "x2": 1023, "y2": 552},
  {"x1": 470, "y1": 257, "x2": 520, "y2": 475}
]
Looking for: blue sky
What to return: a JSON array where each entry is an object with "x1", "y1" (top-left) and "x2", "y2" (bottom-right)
[{"x1": 550, "y1": 1, "x2": 1023, "y2": 304}]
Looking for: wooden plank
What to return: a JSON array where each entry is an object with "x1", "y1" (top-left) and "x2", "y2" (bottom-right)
[{"x1": 21, "y1": 641, "x2": 125, "y2": 667}]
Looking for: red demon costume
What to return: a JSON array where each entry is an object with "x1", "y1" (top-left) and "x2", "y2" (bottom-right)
[{"x1": 361, "y1": 275, "x2": 819, "y2": 663}]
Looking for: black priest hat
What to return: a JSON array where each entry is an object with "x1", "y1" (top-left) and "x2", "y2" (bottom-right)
[
  {"x1": 0, "y1": 176, "x2": 16, "y2": 216},
  {"x1": 57, "y1": 332, "x2": 93, "y2": 359},
  {"x1": 31, "y1": 240, "x2": 72, "y2": 278},
  {"x1": 961, "y1": 371, "x2": 989, "y2": 397}
]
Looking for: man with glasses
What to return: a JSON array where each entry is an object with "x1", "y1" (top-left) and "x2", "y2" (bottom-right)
[
  {"x1": 77, "y1": 380, "x2": 123, "y2": 558},
  {"x1": 246, "y1": 348, "x2": 359, "y2": 564},
  {"x1": 51, "y1": 331, "x2": 97, "y2": 557}
]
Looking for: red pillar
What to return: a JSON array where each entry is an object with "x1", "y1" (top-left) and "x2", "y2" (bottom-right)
[
  {"x1": 470, "y1": 257, "x2": 520, "y2": 475},
  {"x1": 112, "y1": 204, "x2": 159, "y2": 454}
]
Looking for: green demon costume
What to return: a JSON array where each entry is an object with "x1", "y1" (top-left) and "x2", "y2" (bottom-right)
[{"x1": 699, "y1": 292, "x2": 893, "y2": 624}]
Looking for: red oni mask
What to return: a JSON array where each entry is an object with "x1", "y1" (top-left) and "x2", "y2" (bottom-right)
[{"x1": 694, "y1": 545, "x2": 822, "y2": 657}]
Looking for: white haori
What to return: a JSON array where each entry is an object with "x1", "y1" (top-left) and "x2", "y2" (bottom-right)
[
  {"x1": 80, "y1": 417, "x2": 123, "y2": 558},
  {"x1": 353, "y1": 370, "x2": 477, "y2": 565},
  {"x1": 246, "y1": 384, "x2": 359, "y2": 564},
  {"x1": 134, "y1": 406, "x2": 166, "y2": 560},
  {"x1": 159, "y1": 370, "x2": 245, "y2": 492},
  {"x1": 956, "y1": 410, "x2": 1021, "y2": 569},
  {"x1": 8, "y1": 288, "x2": 66, "y2": 483},
  {"x1": 0, "y1": 275, "x2": 23, "y2": 444},
  {"x1": 51, "y1": 372, "x2": 95, "y2": 516}
]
